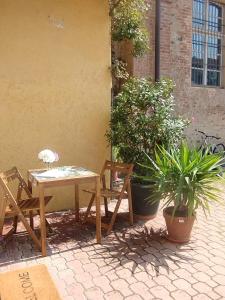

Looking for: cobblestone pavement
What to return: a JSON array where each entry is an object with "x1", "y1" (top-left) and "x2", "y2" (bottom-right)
[{"x1": 1, "y1": 201, "x2": 225, "y2": 300}]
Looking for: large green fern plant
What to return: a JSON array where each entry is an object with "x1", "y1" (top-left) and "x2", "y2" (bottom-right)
[{"x1": 140, "y1": 142, "x2": 225, "y2": 217}]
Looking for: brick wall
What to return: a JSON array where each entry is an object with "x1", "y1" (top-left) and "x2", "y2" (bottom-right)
[
  {"x1": 133, "y1": 0, "x2": 225, "y2": 145},
  {"x1": 133, "y1": 0, "x2": 156, "y2": 79}
]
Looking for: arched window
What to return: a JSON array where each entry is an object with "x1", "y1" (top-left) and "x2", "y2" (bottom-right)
[{"x1": 192, "y1": 0, "x2": 223, "y2": 86}]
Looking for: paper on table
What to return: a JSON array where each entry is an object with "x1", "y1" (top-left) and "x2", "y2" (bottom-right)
[{"x1": 34, "y1": 167, "x2": 94, "y2": 178}]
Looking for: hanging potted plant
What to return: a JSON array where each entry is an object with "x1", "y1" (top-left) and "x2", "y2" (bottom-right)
[
  {"x1": 140, "y1": 142, "x2": 225, "y2": 242},
  {"x1": 106, "y1": 77, "x2": 188, "y2": 219}
]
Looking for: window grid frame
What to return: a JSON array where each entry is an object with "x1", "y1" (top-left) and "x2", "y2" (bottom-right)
[{"x1": 192, "y1": 0, "x2": 223, "y2": 87}]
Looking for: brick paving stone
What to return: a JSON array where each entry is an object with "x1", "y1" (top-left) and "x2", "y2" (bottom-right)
[
  {"x1": 85, "y1": 287, "x2": 104, "y2": 300},
  {"x1": 52, "y1": 257, "x2": 67, "y2": 271},
  {"x1": 86, "y1": 250, "x2": 96, "y2": 257},
  {"x1": 193, "y1": 282, "x2": 214, "y2": 294},
  {"x1": 130, "y1": 281, "x2": 148, "y2": 292},
  {"x1": 125, "y1": 295, "x2": 143, "y2": 300},
  {"x1": 153, "y1": 275, "x2": 176, "y2": 292},
  {"x1": 174, "y1": 268, "x2": 197, "y2": 284},
  {"x1": 193, "y1": 272, "x2": 217, "y2": 287},
  {"x1": 105, "y1": 269, "x2": 119, "y2": 281},
  {"x1": 209, "y1": 249, "x2": 225, "y2": 258},
  {"x1": 58, "y1": 269, "x2": 75, "y2": 285},
  {"x1": 142, "y1": 253, "x2": 159, "y2": 264},
  {"x1": 67, "y1": 283, "x2": 85, "y2": 299},
  {"x1": 50, "y1": 253, "x2": 61, "y2": 259},
  {"x1": 73, "y1": 248, "x2": 82, "y2": 254},
  {"x1": 173, "y1": 279, "x2": 197, "y2": 296},
  {"x1": 171, "y1": 290, "x2": 191, "y2": 300},
  {"x1": 214, "y1": 285, "x2": 225, "y2": 297},
  {"x1": 213, "y1": 274, "x2": 225, "y2": 285},
  {"x1": 66, "y1": 259, "x2": 84, "y2": 273},
  {"x1": 150, "y1": 285, "x2": 172, "y2": 299},
  {"x1": 210, "y1": 256, "x2": 225, "y2": 265},
  {"x1": 36, "y1": 256, "x2": 52, "y2": 266},
  {"x1": 89, "y1": 269, "x2": 101, "y2": 277},
  {"x1": 82, "y1": 246, "x2": 95, "y2": 252},
  {"x1": 83, "y1": 262, "x2": 99, "y2": 273},
  {"x1": 211, "y1": 265, "x2": 225, "y2": 275},
  {"x1": 93, "y1": 275, "x2": 112, "y2": 293},
  {"x1": 116, "y1": 268, "x2": 137, "y2": 284},
  {"x1": 120, "y1": 261, "x2": 138, "y2": 273},
  {"x1": 130, "y1": 282, "x2": 153, "y2": 300},
  {"x1": 111, "y1": 279, "x2": 133, "y2": 297},
  {"x1": 2, "y1": 203, "x2": 225, "y2": 300},
  {"x1": 193, "y1": 262, "x2": 213, "y2": 273},
  {"x1": 207, "y1": 291, "x2": 221, "y2": 300},
  {"x1": 104, "y1": 291, "x2": 123, "y2": 300},
  {"x1": 193, "y1": 294, "x2": 212, "y2": 300},
  {"x1": 60, "y1": 251, "x2": 76, "y2": 262},
  {"x1": 178, "y1": 262, "x2": 198, "y2": 274},
  {"x1": 73, "y1": 252, "x2": 90, "y2": 264},
  {"x1": 74, "y1": 272, "x2": 95, "y2": 289}
]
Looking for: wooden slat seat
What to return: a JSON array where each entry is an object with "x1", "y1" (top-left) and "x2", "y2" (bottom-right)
[
  {"x1": 83, "y1": 160, "x2": 133, "y2": 235},
  {"x1": 83, "y1": 188, "x2": 127, "y2": 199},
  {"x1": 6, "y1": 196, "x2": 52, "y2": 217},
  {"x1": 0, "y1": 167, "x2": 53, "y2": 250}
]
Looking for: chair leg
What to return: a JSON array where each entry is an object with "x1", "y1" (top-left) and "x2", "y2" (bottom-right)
[
  {"x1": 127, "y1": 183, "x2": 133, "y2": 226},
  {"x1": 104, "y1": 197, "x2": 109, "y2": 217},
  {"x1": 45, "y1": 218, "x2": 53, "y2": 233},
  {"x1": 13, "y1": 216, "x2": 18, "y2": 233},
  {"x1": 83, "y1": 194, "x2": 95, "y2": 223},
  {"x1": 0, "y1": 221, "x2": 5, "y2": 238},
  {"x1": 29, "y1": 211, "x2": 34, "y2": 230},
  {"x1": 0, "y1": 199, "x2": 6, "y2": 237},
  {"x1": 106, "y1": 198, "x2": 122, "y2": 235},
  {"x1": 37, "y1": 210, "x2": 52, "y2": 233}
]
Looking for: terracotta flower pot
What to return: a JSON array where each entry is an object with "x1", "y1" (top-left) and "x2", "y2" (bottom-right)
[{"x1": 163, "y1": 206, "x2": 196, "y2": 243}]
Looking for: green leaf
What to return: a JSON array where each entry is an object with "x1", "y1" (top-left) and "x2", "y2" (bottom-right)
[{"x1": 139, "y1": 141, "x2": 225, "y2": 218}]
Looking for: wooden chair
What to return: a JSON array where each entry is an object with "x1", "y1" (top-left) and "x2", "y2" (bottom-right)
[
  {"x1": 0, "y1": 167, "x2": 52, "y2": 249},
  {"x1": 83, "y1": 160, "x2": 133, "y2": 235}
]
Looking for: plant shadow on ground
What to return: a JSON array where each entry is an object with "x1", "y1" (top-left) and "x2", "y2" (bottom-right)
[
  {"x1": 87, "y1": 224, "x2": 198, "y2": 276},
  {"x1": 1, "y1": 211, "x2": 197, "y2": 275},
  {"x1": 47, "y1": 210, "x2": 197, "y2": 277}
]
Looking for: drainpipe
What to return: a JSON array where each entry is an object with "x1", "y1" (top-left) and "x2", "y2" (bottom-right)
[{"x1": 155, "y1": 0, "x2": 161, "y2": 82}]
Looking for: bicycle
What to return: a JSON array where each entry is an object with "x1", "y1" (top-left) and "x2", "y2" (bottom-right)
[{"x1": 195, "y1": 130, "x2": 225, "y2": 154}]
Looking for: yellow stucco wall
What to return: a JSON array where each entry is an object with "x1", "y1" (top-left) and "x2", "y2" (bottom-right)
[{"x1": 0, "y1": 0, "x2": 111, "y2": 211}]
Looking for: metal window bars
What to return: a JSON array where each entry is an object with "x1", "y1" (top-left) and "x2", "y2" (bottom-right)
[{"x1": 192, "y1": 0, "x2": 224, "y2": 86}]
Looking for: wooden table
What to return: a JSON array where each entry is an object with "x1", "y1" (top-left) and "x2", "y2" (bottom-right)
[{"x1": 28, "y1": 166, "x2": 101, "y2": 257}]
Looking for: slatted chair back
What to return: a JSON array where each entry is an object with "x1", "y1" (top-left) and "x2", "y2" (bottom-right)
[
  {"x1": 83, "y1": 160, "x2": 134, "y2": 235},
  {"x1": 0, "y1": 168, "x2": 41, "y2": 250},
  {"x1": 0, "y1": 168, "x2": 20, "y2": 232},
  {"x1": 100, "y1": 160, "x2": 133, "y2": 195},
  {"x1": 101, "y1": 160, "x2": 133, "y2": 175},
  {"x1": 1, "y1": 167, "x2": 32, "y2": 201}
]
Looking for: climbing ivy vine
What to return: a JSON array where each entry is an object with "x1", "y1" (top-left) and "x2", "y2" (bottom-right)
[
  {"x1": 110, "y1": 0, "x2": 150, "y2": 57},
  {"x1": 109, "y1": 0, "x2": 150, "y2": 83}
]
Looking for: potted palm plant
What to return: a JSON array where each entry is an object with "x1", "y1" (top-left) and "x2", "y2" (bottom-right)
[
  {"x1": 107, "y1": 77, "x2": 188, "y2": 219},
  {"x1": 140, "y1": 142, "x2": 224, "y2": 242}
]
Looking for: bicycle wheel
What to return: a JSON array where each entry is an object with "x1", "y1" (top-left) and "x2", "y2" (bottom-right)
[{"x1": 213, "y1": 143, "x2": 225, "y2": 154}]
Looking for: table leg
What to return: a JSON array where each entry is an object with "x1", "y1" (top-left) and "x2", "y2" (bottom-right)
[
  {"x1": 28, "y1": 179, "x2": 32, "y2": 194},
  {"x1": 95, "y1": 176, "x2": 101, "y2": 244},
  {"x1": 39, "y1": 184, "x2": 47, "y2": 256},
  {"x1": 75, "y1": 184, "x2": 80, "y2": 222},
  {"x1": 0, "y1": 195, "x2": 7, "y2": 236}
]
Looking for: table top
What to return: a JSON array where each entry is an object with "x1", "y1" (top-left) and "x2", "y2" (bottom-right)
[{"x1": 28, "y1": 166, "x2": 99, "y2": 184}]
